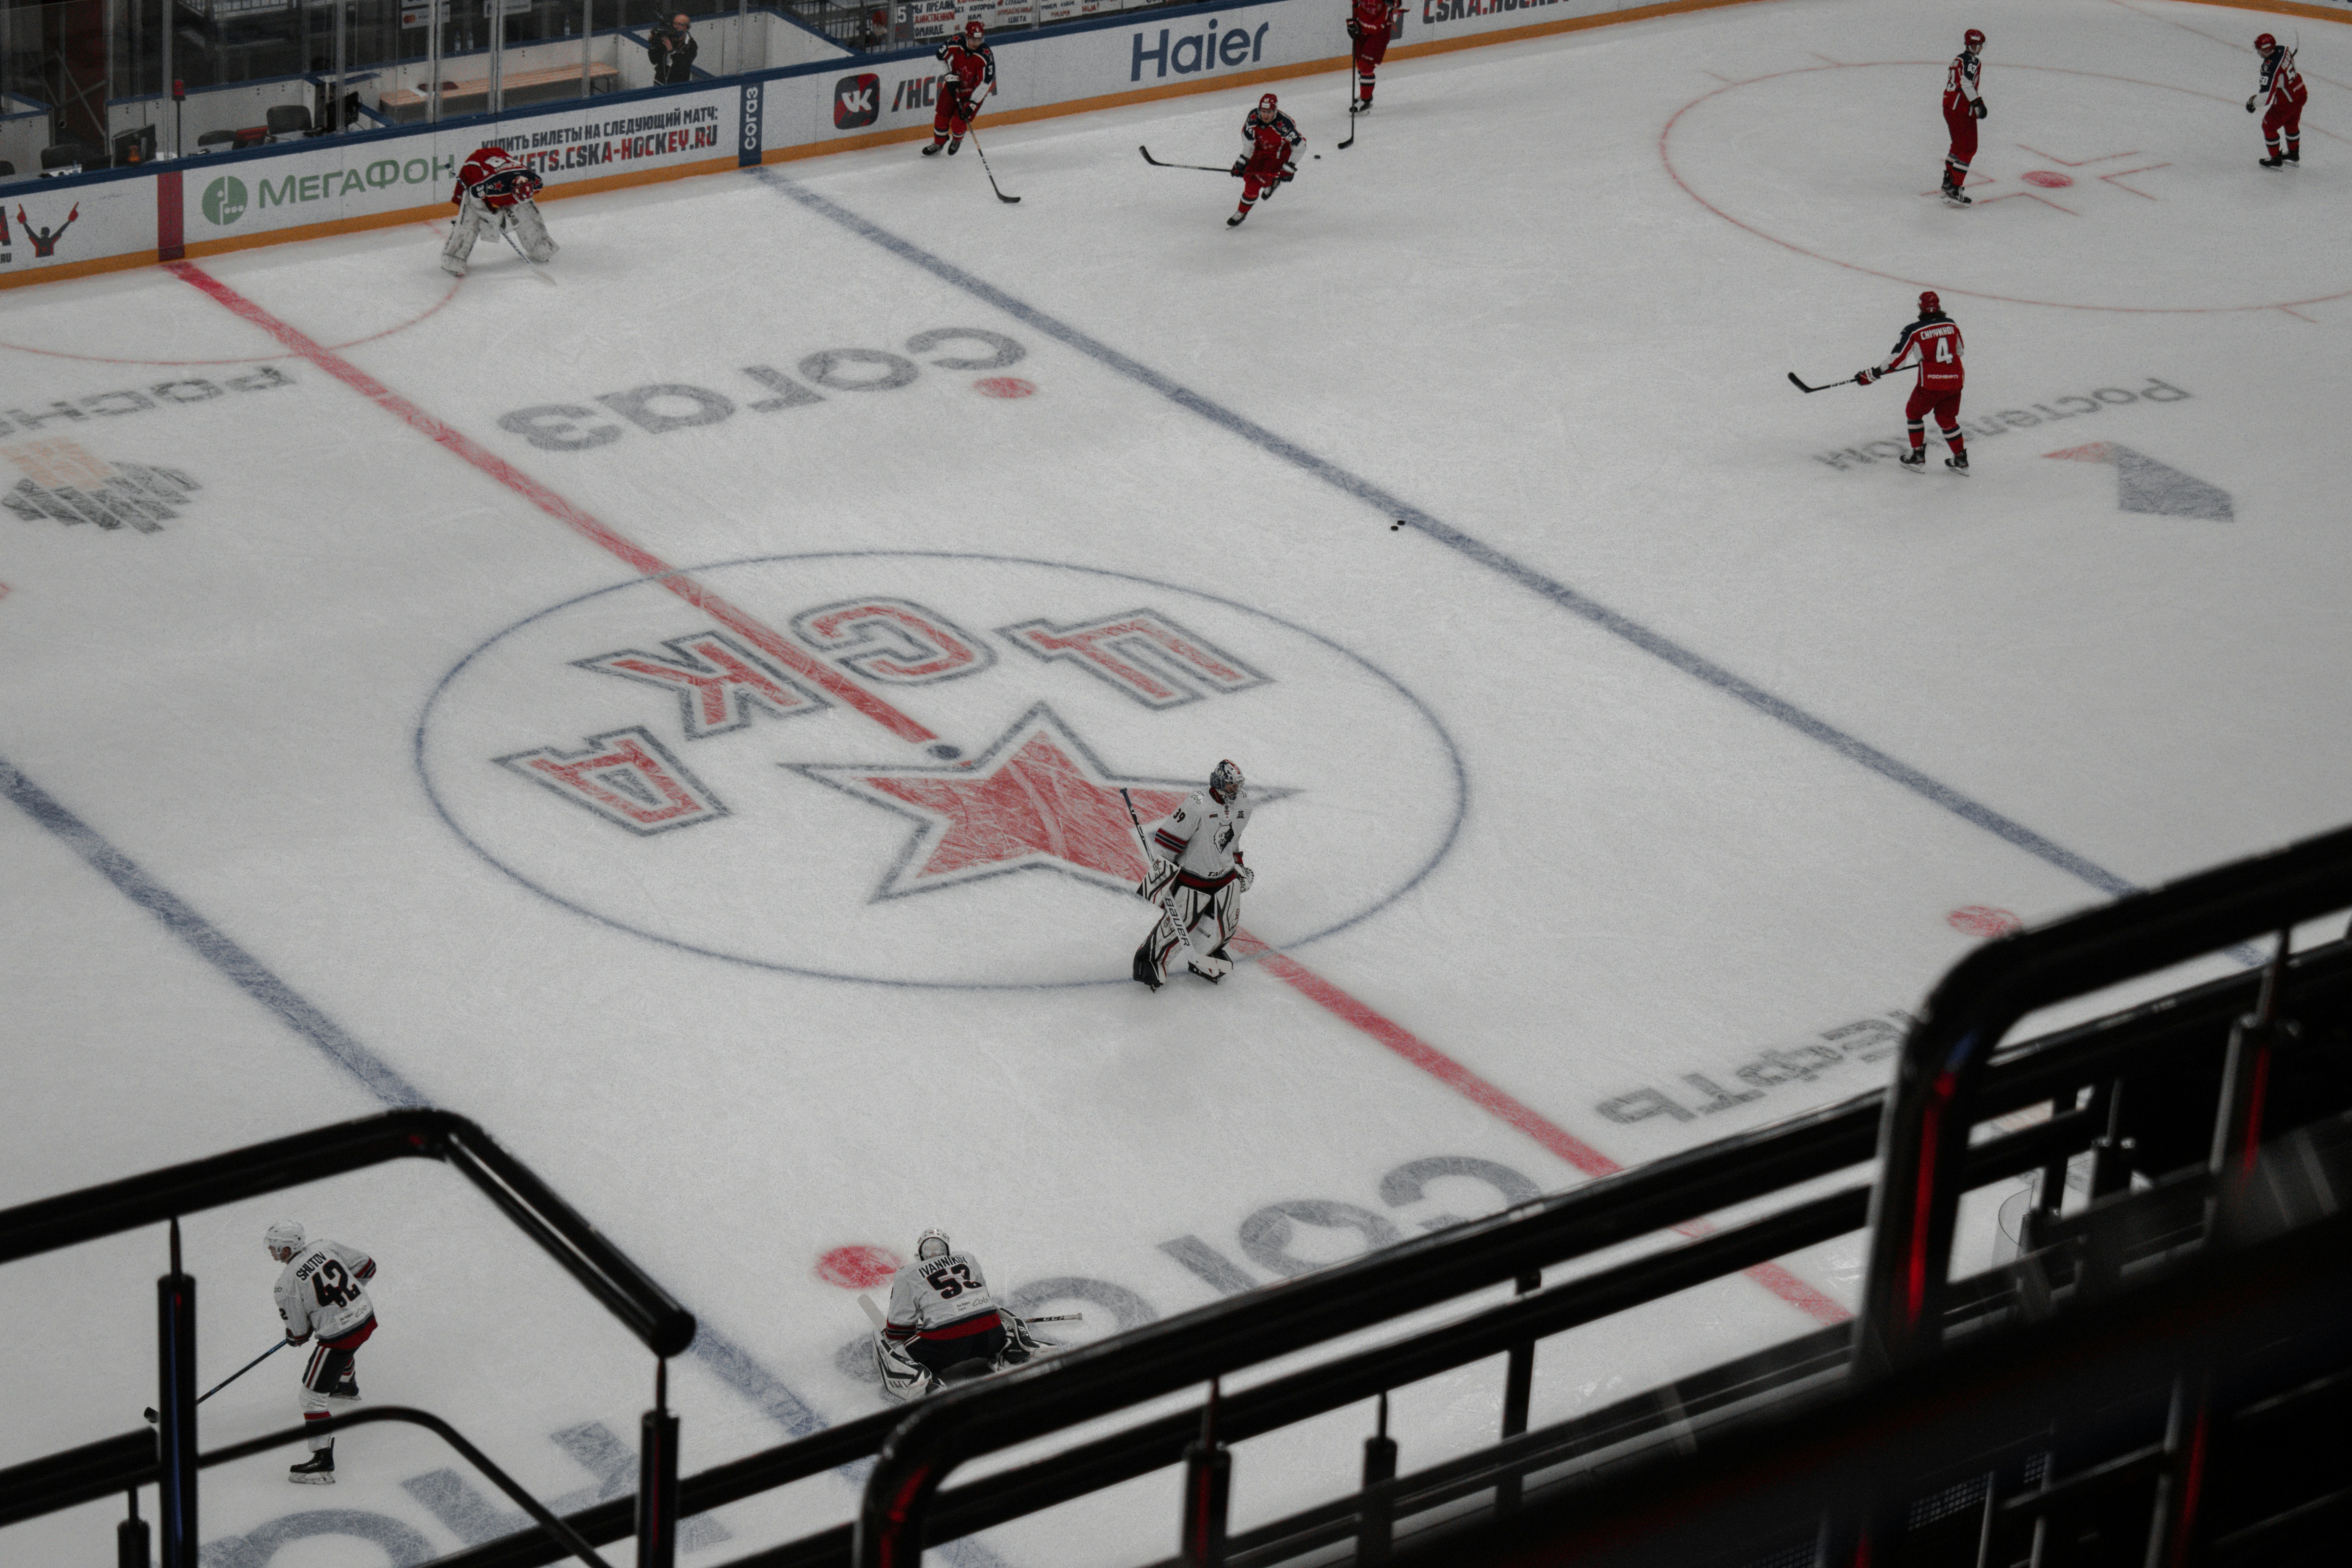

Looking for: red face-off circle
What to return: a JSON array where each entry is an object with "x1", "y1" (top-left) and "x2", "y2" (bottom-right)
[
  {"x1": 814, "y1": 1245, "x2": 901, "y2": 1289},
  {"x1": 1948, "y1": 906, "x2": 2023, "y2": 939},
  {"x1": 974, "y1": 377, "x2": 1036, "y2": 398}
]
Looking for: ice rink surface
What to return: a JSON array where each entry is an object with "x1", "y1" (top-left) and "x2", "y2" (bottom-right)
[{"x1": 5, "y1": 0, "x2": 2350, "y2": 1560}]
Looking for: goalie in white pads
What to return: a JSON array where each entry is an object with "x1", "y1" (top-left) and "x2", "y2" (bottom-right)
[
  {"x1": 442, "y1": 145, "x2": 557, "y2": 276},
  {"x1": 267, "y1": 1221, "x2": 378, "y2": 1483},
  {"x1": 874, "y1": 1229, "x2": 1050, "y2": 1401},
  {"x1": 1132, "y1": 758, "x2": 1254, "y2": 990}
]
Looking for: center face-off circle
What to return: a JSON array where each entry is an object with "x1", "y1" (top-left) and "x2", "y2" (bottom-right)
[
  {"x1": 1663, "y1": 63, "x2": 2352, "y2": 313},
  {"x1": 419, "y1": 551, "x2": 1464, "y2": 989}
]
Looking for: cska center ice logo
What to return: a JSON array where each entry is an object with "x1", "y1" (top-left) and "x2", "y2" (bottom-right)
[{"x1": 421, "y1": 552, "x2": 1463, "y2": 989}]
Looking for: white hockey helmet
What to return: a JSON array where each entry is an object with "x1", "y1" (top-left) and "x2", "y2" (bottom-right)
[
  {"x1": 916, "y1": 1227, "x2": 952, "y2": 1261},
  {"x1": 264, "y1": 1221, "x2": 305, "y2": 1258},
  {"x1": 1209, "y1": 759, "x2": 1244, "y2": 801}
]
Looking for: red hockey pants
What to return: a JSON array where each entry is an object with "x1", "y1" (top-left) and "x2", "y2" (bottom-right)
[
  {"x1": 1354, "y1": 28, "x2": 1390, "y2": 101},
  {"x1": 1906, "y1": 385, "x2": 1964, "y2": 449},
  {"x1": 2262, "y1": 96, "x2": 2304, "y2": 152},
  {"x1": 1944, "y1": 107, "x2": 1978, "y2": 176}
]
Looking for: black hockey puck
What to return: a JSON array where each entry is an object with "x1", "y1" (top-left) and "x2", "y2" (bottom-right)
[
  {"x1": 1390, "y1": 522, "x2": 1400, "y2": 530},
  {"x1": 1313, "y1": 154, "x2": 1321, "y2": 160}
]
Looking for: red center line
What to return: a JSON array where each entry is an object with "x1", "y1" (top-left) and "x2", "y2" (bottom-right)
[
  {"x1": 171, "y1": 259, "x2": 1847, "y2": 1330},
  {"x1": 164, "y1": 261, "x2": 937, "y2": 748},
  {"x1": 1233, "y1": 932, "x2": 1851, "y2": 1326}
]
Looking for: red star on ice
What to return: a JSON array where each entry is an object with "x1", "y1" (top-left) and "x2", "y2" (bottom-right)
[{"x1": 790, "y1": 705, "x2": 1204, "y2": 900}]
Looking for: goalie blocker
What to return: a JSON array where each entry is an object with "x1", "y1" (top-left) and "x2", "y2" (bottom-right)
[{"x1": 442, "y1": 145, "x2": 558, "y2": 276}]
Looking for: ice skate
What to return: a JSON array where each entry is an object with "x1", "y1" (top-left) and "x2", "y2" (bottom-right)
[
  {"x1": 328, "y1": 1376, "x2": 360, "y2": 1400},
  {"x1": 1132, "y1": 941, "x2": 1162, "y2": 991},
  {"x1": 947, "y1": 135, "x2": 963, "y2": 156},
  {"x1": 288, "y1": 1451, "x2": 336, "y2": 1485},
  {"x1": 1899, "y1": 448, "x2": 1927, "y2": 469},
  {"x1": 1227, "y1": 210, "x2": 1248, "y2": 227},
  {"x1": 921, "y1": 137, "x2": 945, "y2": 156},
  {"x1": 2259, "y1": 154, "x2": 2285, "y2": 168},
  {"x1": 1940, "y1": 179, "x2": 1971, "y2": 206},
  {"x1": 1946, "y1": 452, "x2": 1969, "y2": 473}
]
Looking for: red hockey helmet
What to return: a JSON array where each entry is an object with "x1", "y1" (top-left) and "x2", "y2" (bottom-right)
[
  {"x1": 1918, "y1": 290, "x2": 1941, "y2": 314},
  {"x1": 2255, "y1": 32, "x2": 2277, "y2": 52},
  {"x1": 964, "y1": 16, "x2": 984, "y2": 37},
  {"x1": 1962, "y1": 27, "x2": 1984, "y2": 50},
  {"x1": 1255, "y1": 92, "x2": 1279, "y2": 116}
]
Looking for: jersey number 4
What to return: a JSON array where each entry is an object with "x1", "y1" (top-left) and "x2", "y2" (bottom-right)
[
  {"x1": 1934, "y1": 339, "x2": 1955, "y2": 363},
  {"x1": 312, "y1": 1259, "x2": 358, "y2": 1309}
]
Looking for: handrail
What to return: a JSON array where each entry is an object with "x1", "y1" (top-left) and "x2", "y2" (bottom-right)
[
  {"x1": 0, "y1": 1406, "x2": 612, "y2": 1566},
  {"x1": 0, "y1": 1108, "x2": 694, "y2": 1356},
  {"x1": 1854, "y1": 820, "x2": 2352, "y2": 1379},
  {"x1": 847, "y1": 1090, "x2": 1886, "y2": 1568}
]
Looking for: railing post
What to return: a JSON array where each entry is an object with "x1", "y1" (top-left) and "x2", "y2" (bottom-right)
[
  {"x1": 1494, "y1": 1270, "x2": 1539, "y2": 1513},
  {"x1": 118, "y1": 1487, "x2": 150, "y2": 1568},
  {"x1": 2210, "y1": 932, "x2": 2292, "y2": 1241},
  {"x1": 157, "y1": 1219, "x2": 197, "y2": 1568},
  {"x1": 637, "y1": 1360, "x2": 679, "y2": 1568},
  {"x1": 1180, "y1": 1379, "x2": 1229, "y2": 1568},
  {"x1": 1358, "y1": 1391, "x2": 1397, "y2": 1565}
]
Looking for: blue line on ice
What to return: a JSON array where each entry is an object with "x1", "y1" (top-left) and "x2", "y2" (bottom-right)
[
  {"x1": 0, "y1": 750, "x2": 995, "y2": 1558},
  {"x1": 755, "y1": 168, "x2": 2141, "y2": 904}
]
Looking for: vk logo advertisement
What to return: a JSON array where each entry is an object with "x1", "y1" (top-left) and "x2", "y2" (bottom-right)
[{"x1": 834, "y1": 73, "x2": 881, "y2": 130}]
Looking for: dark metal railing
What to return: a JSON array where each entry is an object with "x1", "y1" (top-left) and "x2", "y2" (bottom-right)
[
  {"x1": 1856, "y1": 820, "x2": 2352, "y2": 1380},
  {"x1": 0, "y1": 1108, "x2": 693, "y2": 1568}
]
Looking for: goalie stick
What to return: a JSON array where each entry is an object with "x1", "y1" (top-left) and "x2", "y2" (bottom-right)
[
  {"x1": 1120, "y1": 788, "x2": 1231, "y2": 979},
  {"x1": 858, "y1": 1294, "x2": 1083, "y2": 1328},
  {"x1": 500, "y1": 221, "x2": 556, "y2": 285}
]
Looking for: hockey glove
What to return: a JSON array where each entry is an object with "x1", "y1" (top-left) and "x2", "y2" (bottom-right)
[
  {"x1": 1278, "y1": 166, "x2": 1296, "y2": 183},
  {"x1": 1853, "y1": 369, "x2": 1878, "y2": 385},
  {"x1": 1231, "y1": 159, "x2": 1247, "y2": 177},
  {"x1": 1346, "y1": 17, "x2": 1360, "y2": 36},
  {"x1": 1972, "y1": 99, "x2": 1987, "y2": 120},
  {"x1": 2247, "y1": 95, "x2": 2259, "y2": 113}
]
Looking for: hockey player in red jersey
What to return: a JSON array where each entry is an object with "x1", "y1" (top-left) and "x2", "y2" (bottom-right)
[
  {"x1": 442, "y1": 145, "x2": 555, "y2": 276},
  {"x1": 1227, "y1": 94, "x2": 1302, "y2": 228},
  {"x1": 1346, "y1": 0, "x2": 1398, "y2": 114},
  {"x1": 923, "y1": 19, "x2": 996, "y2": 157},
  {"x1": 1939, "y1": 28, "x2": 1986, "y2": 205},
  {"x1": 2247, "y1": 33, "x2": 2306, "y2": 168},
  {"x1": 1855, "y1": 291, "x2": 1969, "y2": 472}
]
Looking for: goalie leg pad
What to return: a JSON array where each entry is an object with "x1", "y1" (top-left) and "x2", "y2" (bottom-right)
[
  {"x1": 874, "y1": 1332, "x2": 934, "y2": 1402},
  {"x1": 441, "y1": 196, "x2": 489, "y2": 275},
  {"x1": 507, "y1": 197, "x2": 558, "y2": 262}
]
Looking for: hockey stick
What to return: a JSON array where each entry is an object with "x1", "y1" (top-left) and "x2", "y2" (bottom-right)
[
  {"x1": 1021, "y1": 1313, "x2": 1083, "y2": 1324},
  {"x1": 1119, "y1": 789, "x2": 1230, "y2": 979},
  {"x1": 500, "y1": 220, "x2": 556, "y2": 285},
  {"x1": 1139, "y1": 145, "x2": 1232, "y2": 173},
  {"x1": 1339, "y1": 104, "x2": 1360, "y2": 150},
  {"x1": 1787, "y1": 372, "x2": 1853, "y2": 393},
  {"x1": 858, "y1": 1294, "x2": 887, "y2": 1329},
  {"x1": 964, "y1": 126, "x2": 1021, "y2": 204},
  {"x1": 145, "y1": 1339, "x2": 286, "y2": 1423}
]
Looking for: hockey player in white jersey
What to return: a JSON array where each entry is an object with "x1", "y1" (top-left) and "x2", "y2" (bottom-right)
[
  {"x1": 267, "y1": 1221, "x2": 378, "y2": 1483},
  {"x1": 1132, "y1": 758, "x2": 1254, "y2": 990},
  {"x1": 873, "y1": 1229, "x2": 1049, "y2": 1401}
]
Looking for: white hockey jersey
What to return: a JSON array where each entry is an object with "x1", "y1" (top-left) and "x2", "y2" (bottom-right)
[
  {"x1": 885, "y1": 1250, "x2": 1000, "y2": 1336},
  {"x1": 1150, "y1": 787, "x2": 1252, "y2": 887},
  {"x1": 274, "y1": 1240, "x2": 377, "y2": 1343}
]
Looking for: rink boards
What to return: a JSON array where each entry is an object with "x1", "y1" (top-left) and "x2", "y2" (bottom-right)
[{"x1": 0, "y1": 0, "x2": 1772, "y2": 289}]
